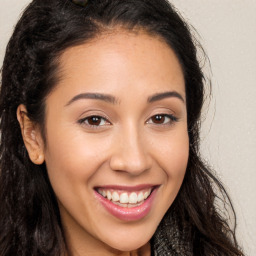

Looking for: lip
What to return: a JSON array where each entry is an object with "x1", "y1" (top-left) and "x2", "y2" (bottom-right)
[{"x1": 94, "y1": 185, "x2": 158, "y2": 221}]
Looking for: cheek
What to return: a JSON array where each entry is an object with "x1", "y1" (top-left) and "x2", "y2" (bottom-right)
[
  {"x1": 151, "y1": 129, "x2": 189, "y2": 198},
  {"x1": 43, "y1": 130, "x2": 111, "y2": 222},
  {"x1": 43, "y1": 126, "x2": 113, "y2": 188},
  {"x1": 152, "y1": 129, "x2": 189, "y2": 174}
]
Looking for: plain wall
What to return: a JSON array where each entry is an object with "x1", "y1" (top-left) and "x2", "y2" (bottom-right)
[{"x1": 1, "y1": 1, "x2": 255, "y2": 255}]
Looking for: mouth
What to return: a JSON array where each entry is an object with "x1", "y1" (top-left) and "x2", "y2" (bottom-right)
[
  {"x1": 96, "y1": 187, "x2": 153, "y2": 208},
  {"x1": 94, "y1": 185, "x2": 158, "y2": 221}
]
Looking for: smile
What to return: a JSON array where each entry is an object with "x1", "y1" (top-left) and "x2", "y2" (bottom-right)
[
  {"x1": 97, "y1": 188, "x2": 152, "y2": 207},
  {"x1": 94, "y1": 185, "x2": 158, "y2": 221}
]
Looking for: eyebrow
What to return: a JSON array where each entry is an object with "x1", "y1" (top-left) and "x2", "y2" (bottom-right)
[
  {"x1": 65, "y1": 93, "x2": 119, "y2": 106},
  {"x1": 65, "y1": 90, "x2": 185, "y2": 107},
  {"x1": 147, "y1": 91, "x2": 185, "y2": 103}
]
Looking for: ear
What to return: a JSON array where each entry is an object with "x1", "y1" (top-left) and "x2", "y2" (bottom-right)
[{"x1": 17, "y1": 105, "x2": 45, "y2": 165}]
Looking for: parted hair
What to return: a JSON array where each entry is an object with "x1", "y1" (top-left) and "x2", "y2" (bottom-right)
[{"x1": 0, "y1": 0, "x2": 244, "y2": 255}]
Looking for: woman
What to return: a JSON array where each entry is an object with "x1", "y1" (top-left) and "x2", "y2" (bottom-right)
[{"x1": 0, "y1": 0, "x2": 244, "y2": 255}]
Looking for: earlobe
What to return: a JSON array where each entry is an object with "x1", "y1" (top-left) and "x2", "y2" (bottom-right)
[{"x1": 17, "y1": 104, "x2": 45, "y2": 165}]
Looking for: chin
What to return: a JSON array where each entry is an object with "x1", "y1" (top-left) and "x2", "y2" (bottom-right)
[{"x1": 102, "y1": 231, "x2": 152, "y2": 253}]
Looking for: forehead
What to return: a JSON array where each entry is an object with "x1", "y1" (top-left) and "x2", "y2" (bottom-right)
[{"x1": 54, "y1": 30, "x2": 185, "y2": 99}]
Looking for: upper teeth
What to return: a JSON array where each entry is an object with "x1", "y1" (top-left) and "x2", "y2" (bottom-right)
[{"x1": 98, "y1": 188, "x2": 152, "y2": 204}]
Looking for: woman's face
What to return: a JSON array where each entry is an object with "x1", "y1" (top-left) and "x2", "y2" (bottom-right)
[{"x1": 42, "y1": 31, "x2": 189, "y2": 254}]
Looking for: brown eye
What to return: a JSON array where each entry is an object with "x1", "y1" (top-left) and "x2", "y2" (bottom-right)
[
  {"x1": 147, "y1": 114, "x2": 177, "y2": 125},
  {"x1": 151, "y1": 115, "x2": 165, "y2": 124},
  {"x1": 87, "y1": 116, "x2": 102, "y2": 126},
  {"x1": 79, "y1": 115, "x2": 110, "y2": 127}
]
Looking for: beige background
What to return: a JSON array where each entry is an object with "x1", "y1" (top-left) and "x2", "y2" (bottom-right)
[{"x1": 1, "y1": 1, "x2": 255, "y2": 255}]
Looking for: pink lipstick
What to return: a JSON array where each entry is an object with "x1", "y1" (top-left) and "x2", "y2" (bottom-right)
[{"x1": 94, "y1": 185, "x2": 158, "y2": 221}]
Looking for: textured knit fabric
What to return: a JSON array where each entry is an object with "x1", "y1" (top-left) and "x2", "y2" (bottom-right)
[{"x1": 151, "y1": 211, "x2": 193, "y2": 256}]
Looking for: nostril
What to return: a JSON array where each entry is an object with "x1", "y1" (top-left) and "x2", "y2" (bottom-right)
[{"x1": 109, "y1": 151, "x2": 151, "y2": 175}]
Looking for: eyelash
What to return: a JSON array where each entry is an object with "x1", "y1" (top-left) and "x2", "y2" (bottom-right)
[
  {"x1": 78, "y1": 113, "x2": 178, "y2": 129},
  {"x1": 146, "y1": 114, "x2": 178, "y2": 125},
  {"x1": 78, "y1": 115, "x2": 111, "y2": 128}
]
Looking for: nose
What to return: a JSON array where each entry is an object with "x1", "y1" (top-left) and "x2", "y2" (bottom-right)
[{"x1": 109, "y1": 126, "x2": 152, "y2": 176}]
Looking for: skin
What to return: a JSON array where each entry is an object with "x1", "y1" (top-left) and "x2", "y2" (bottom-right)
[{"x1": 17, "y1": 30, "x2": 189, "y2": 256}]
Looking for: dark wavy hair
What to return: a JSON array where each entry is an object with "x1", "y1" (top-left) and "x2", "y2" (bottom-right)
[{"x1": 0, "y1": 0, "x2": 244, "y2": 255}]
